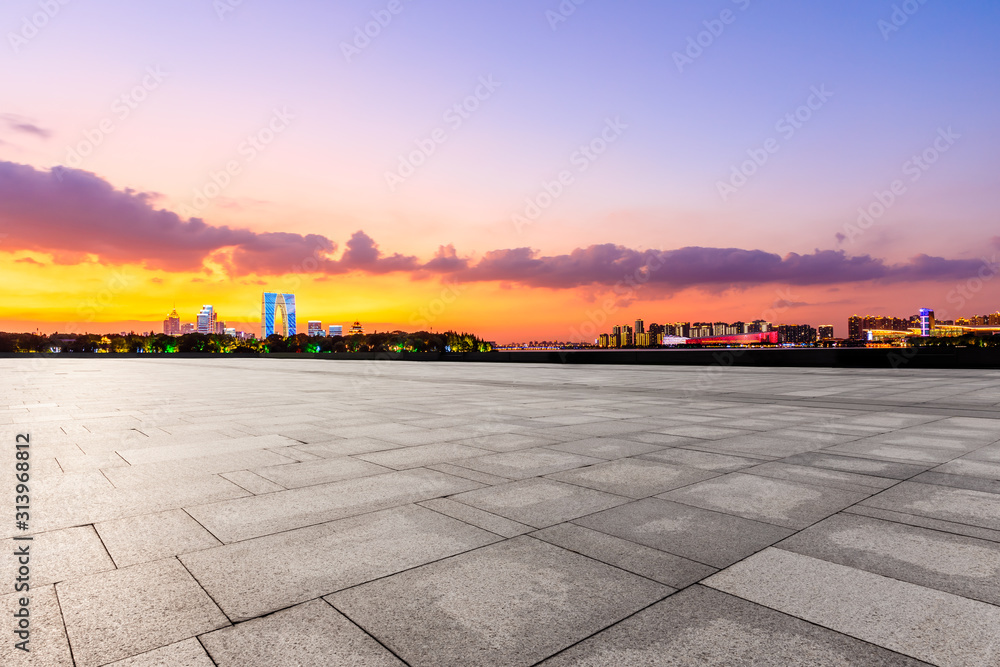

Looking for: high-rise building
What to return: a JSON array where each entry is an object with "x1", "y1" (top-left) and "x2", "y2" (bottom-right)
[
  {"x1": 196, "y1": 306, "x2": 216, "y2": 335},
  {"x1": 622, "y1": 325, "x2": 633, "y2": 347},
  {"x1": 919, "y1": 308, "x2": 935, "y2": 337},
  {"x1": 181, "y1": 323, "x2": 195, "y2": 334},
  {"x1": 308, "y1": 321, "x2": 324, "y2": 337},
  {"x1": 215, "y1": 320, "x2": 225, "y2": 335},
  {"x1": 777, "y1": 324, "x2": 817, "y2": 344},
  {"x1": 818, "y1": 325, "x2": 834, "y2": 340},
  {"x1": 847, "y1": 316, "x2": 863, "y2": 340},
  {"x1": 163, "y1": 308, "x2": 180, "y2": 335},
  {"x1": 349, "y1": 321, "x2": 364, "y2": 335},
  {"x1": 634, "y1": 319, "x2": 645, "y2": 335},
  {"x1": 261, "y1": 293, "x2": 296, "y2": 337},
  {"x1": 328, "y1": 325, "x2": 343, "y2": 337}
]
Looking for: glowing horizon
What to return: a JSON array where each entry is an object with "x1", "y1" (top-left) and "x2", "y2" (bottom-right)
[{"x1": 2, "y1": 1, "x2": 998, "y2": 341}]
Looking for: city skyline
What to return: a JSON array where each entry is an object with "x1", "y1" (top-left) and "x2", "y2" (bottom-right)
[{"x1": 1, "y1": 1, "x2": 999, "y2": 340}]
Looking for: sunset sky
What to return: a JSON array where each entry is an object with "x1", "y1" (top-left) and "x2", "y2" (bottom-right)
[{"x1": 1, "y1": 0, "x2": 998, "y2": 342}]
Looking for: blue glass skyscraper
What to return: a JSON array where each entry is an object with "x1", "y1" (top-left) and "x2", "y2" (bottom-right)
[{"x1": 261, "y1": 292, "x2": 296, "y2": 337}]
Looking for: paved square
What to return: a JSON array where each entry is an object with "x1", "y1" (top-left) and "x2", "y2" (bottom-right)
[{"x1": 4, "y1": 358, "x2": 1000, "y2": 665}]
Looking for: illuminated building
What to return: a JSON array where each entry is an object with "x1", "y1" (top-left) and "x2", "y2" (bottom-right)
[
  {"x1": 687, "y1": 332, "x2": 779, "y2": 345},
  {"x1": 163, "y1": 308, "x2": 180, "y2": 335},
  {"x1": 308, "y1": 321, "x2": 324, "y2": 336},
  {"x1": 919, "y1": 308, "x2": 934, "y2": 337},
  {"x1": 634, "y1": 319, "x2": 644, "y2": 335},
  {"x1": 777, "y1": 324, "x2": 817, "y2": 344},
  {"x1": 598, "y1": 334, "x2": 611, "y2": 348},
  {"x1": 349, "y1": 321, "x2": 364, "y2": 335},
  {"x1": 818, "y1": 325, "x2": 834, "y2": 340},
  {"x1": 181, "y1": 323, "x2": 195, "y2": 334},
  {"x1": 261, "y1": 292, "x2": 297, "y2": 337},
  {"x1": 196, "y1": 306, "x2": 216, "y2": 335},
  {"x1": 328, "y1": 325, "x2": 343, "y2": 337}
]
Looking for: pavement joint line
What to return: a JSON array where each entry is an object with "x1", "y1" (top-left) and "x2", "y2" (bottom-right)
[{"x1": 319, "y1": 596, "x2": 413, "y2": 667}]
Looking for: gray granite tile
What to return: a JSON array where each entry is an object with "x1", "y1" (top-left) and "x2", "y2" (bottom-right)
[
  {"x1": 575, "y1": 497, "x2": 794, "y2": 568},
  {"x1": 418, "y1": 498, "x2": 534, "y2": 537},
  {"x1": 531, "y1": 523, "x2": 716, "y2": 588},
  {"x1": 451, "y1": 448, "x2": 604, "y2": 480},
  {"x1": 540, "y1": 585, "x2": 927, "y2": 666},
  {"x1": 181, "y1": 504, "x2": 499, "y2": 621},
  {"x1": 219, "y1": 470, "x2": 285, "y2": 494},
  {"x1": 104, "y1": 638, "x2": 214, "y2": 666},
  {"x1": 450, "y1": 478, "x2": 629, "y2": 528},
  {"x1": 425, "y1": 462, "x2": 512, "y2": 484},
  {"x1": 932, "y1": 457, "x2": 1000, "y2": 480},
  {"x1": 545, "y1": 437, "x2": 664, "y2": 459},
  {"x1": 910, "y1": 470, "x2": 1000, "y2": 495},
  {"x1": 778, "y1": 513, "x2": 1000, "y2": 605},
  {"x1": 186, "y1": 468, "x2": 482, "y2": 543},
  {"x1": 844, "y1": 504, "x2": 1000, "y2": 545},
  {"x1": 57, "y1": 558, "x2": 229, "y2": 666},
  {"x1": 252, "y1": 456, "x2": 391, "y2": 488},
  {"x1": 706, "y1": 547, "x2": 1000, "y2": 667},
  {"x1": 637, "y1": 447, "x2": 764, "y2": 472},
  {"x1": 327, "y1": 536, "x2": 670, "y2": 667},
  {"x1": 742, "y1": 461, "x2": 898, "y2": 493},
  {"x1": 660, "y1": 473, "x2": 870, "y2": 529},
  {"x1": 1, "y1": 525, "x2": 114, "y2": 586},
  {"x1": 200, "y1": 599, "x2": 404, "y2": 666},
  {"x1": 355, "y1": 442, "x2": 493, "y2": 469},
  {"x1": 861, "y1": 481, "x2": 1000, "y2": 531},
  {"x1": 779, "y1": 451, "x2": 927, "y2": 479},
  {"x1": 95, "y1": 509, "x2": 223, "y2": 568},
  {"x1": 547, "y1": 458, "x2": 719, "y2": 498},
  {"x1": 0, "y1": 585, "x2": 73, "y2": 666}
]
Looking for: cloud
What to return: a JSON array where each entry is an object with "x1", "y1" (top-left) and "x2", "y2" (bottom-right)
[
  {"x1": 0, "y1": 161, "x2": 987, "y2": 292},
  {"x1": 14, "y1": 257, "x2": 42, "y2": 265},
  {"x1": 1, "y1": 114, "x2": 52, "y2": 139}
]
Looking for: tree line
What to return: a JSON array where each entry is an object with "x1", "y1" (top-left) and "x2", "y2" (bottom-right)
[{"x1": 0, "y1": 331, "x2": 493, "y2": 354}]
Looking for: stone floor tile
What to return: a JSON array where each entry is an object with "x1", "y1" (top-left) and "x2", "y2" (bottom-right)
[
  {"x1": 181, "y1": 504, "x2": 499, "y2": 621},
  {"x1": 778, "y1": 513, "x2": 1000, "y2": 605},
  {"x1": 659, "y1": 473, "x2": 870, "y2": 529},
  {"x1": 327, "y1": 536, "x2": 670, "y2": 667},
  {"x1": 451, "y1": 448, "x2": 604, "y2": 480},
  {"x1": 57, "y1": 558, "x2": 229, "y2": 666},
  {"x1": 860, "y1": 481, "x2": 1000, "y2": 531},
  {"x1": 355, "y1": 442, "x2": 493, "y2": 469},
  {"x1": 95, "y1": 509, "x2": 223, "y2": 567},
  {"x1": 531, "y1": 522, "x2": 716, "y2": 588},
  {"x1": 637, "y1": 447, "x2": 764, "y2": 471},
  {"x1": 1, "y1": 525, "x2": 114, "y2": 586},
  {"x1": 201, "y1": 599, "x2": 404, "y2": 666},
  {"x1": 0, "y1": 585, "x2": 73, "y2": 666},
  {"x1": 418, "y1": 497, "x2": 534, "y2": 537},
  {"x1": 252, "y1": 456, "x2": 391, "y2": 488},
  {"x1": 706, "y1": 547, "x2": 1000, "y2": 667},
  {"x1": 575, "y1": 497, "x2": 794, "y2": 568},
  {"x1": 186, "y1": 468, "x2": 482, "y2": 543},
  {"x1": 547, "y1": 458, "x2": 719, "y2": 498},
  {"x1": 540, "y1": 585, "x2": 927, "y2": 666},
  {"x1": 545, "y1": 436, "x2": 664, "y2": 459},
  {"x1": 449, "y1": 478, "x2": 629, "y2": 528},
  {"x1": 104, "y1": 638, "x2": 214, "y2": 666}
]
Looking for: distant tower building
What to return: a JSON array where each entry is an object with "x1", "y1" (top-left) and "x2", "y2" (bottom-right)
[
  {"x1": 328, "y1": 325, "x2": 343, "y2": 337},
  {"x1": 818, "y1": 325, "x2": 834, "y2": 340},
  {"x1": 181, "y1": 323, "x2": 195, "y2": 334},
  {"x1": 308, "y1": 321, "x2": 324, "y2": 337},
  {"x1": 163, "y1": 308, "x2": 180, "y2": 335},
  {"x1": 215, "y1": 320, "x2": 225, "y2": 335},
  {"x1": 848, "y1": 315, "x2": 863, "y2": 340},
  {"x1": 196, "y1": 306, "x2": 216, "y2": 334},
  {"x1": 261, "y1": 293, "x2": 296, "y2": 337},
  {"x1": 634, "y1": 319, "x2": 645, "y2": 335},
  {"x1": 349, "y1": 321, "x2": 364, "y2": 335},
  {"x1": 919, "y1": 308, "x2": 935, "y2": 337}
]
